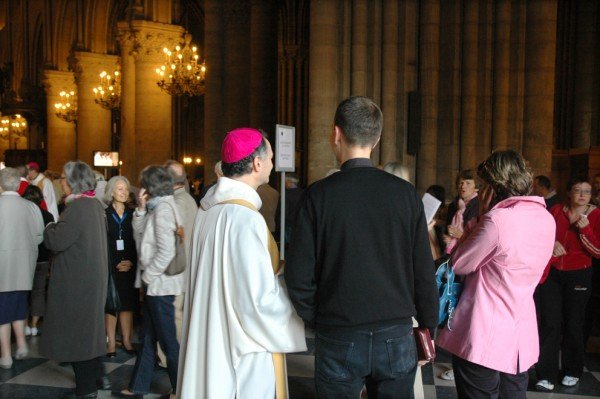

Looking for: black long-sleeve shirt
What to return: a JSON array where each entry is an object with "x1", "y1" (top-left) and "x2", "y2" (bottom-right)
[{"x1": 285, "y1": 158, "x2": 439, "y2": 330}]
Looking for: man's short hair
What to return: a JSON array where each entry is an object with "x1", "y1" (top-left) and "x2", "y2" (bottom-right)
[
  {"x1": 221, "y1": 138, "x2": 268, "y2": 178},
  {"x1": 534, "y1": 175, "x2": 551, "y2": 190},
  {"x1": 164, "y1": 160, "x2": 187, "y2": 186},
  {"x1": 0, "y1": 167, "x2": 21, "y2": 192},
  {"x1": 139, "y1": 165, "x2": 174, "y2": 197},
  {"x1": 63, "y1": 161, "x2": 97, "y2": 194},
  {"x1": 334, "y1": 96, "x2": 383, "y2": 147}
]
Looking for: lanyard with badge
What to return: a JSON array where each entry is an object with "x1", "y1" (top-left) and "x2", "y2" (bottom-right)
[{"x1": 112, "y1": 212, "x2": 128, "y2": 251}]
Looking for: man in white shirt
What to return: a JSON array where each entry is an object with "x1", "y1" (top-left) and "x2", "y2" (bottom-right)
[{"x1": 27, "y1": 162, "x2": 59, "y2": 220}]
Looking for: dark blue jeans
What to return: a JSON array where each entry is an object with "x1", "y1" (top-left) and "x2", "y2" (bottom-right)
[
  {"x1": 315, "y1": 323, "x2": 417, "y2": 399},
  {"x1": 129, "y1": 295, "x2": 179, "y2": 394}
]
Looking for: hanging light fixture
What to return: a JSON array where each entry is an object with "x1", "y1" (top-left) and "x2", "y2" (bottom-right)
[
  {"x1": 0, "y1": 114, "x2": 28, "y2": 147},
  {"x1": 156, "y1": 33, "x2": 206, "y2": 97},
  {"x1": 93, "y1": 70, "x2": 121, "y2": 110},
  {"x1": 0, "y1": 116, "x2": 9, "y2": 140},
  {"x1": 54, "y1": 90, "x2": 78, "y2": 123}
]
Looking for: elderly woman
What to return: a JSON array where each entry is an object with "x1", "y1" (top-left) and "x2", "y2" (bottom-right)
[
  {"x1": 115, "y1": 165, "x2": 183, "y2": 398},
  {"x1": 103, "y1": 176, "x2": 138, "y2": 357},
  {"x1": 41, "y1": 161, "x2": 109, "y2": 399},
  {"x1": 0, "y1": 168, "x2": 43, "y2": 369},
  {"x1": 436, "y1": 150, "x2": 555, "y2": 398},
  {"x1": 536, "y1": 176, "x2": 600, "y2": 390}
]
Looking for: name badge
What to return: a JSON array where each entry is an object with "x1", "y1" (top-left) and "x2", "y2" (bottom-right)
[{"x1": 116, "y1": 239, "x2": 125, "y2": 251}]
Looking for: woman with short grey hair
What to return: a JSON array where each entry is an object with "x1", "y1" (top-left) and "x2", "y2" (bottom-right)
[
  {"x1": 116, "y1": 165, "x2": 183, "y2": 398},
  {"x1": 63, "y1": 161, "x2": 97, "y2": 197},
  {"x1": 42, "y1": 161, "x2": 109, "y2": 398}
]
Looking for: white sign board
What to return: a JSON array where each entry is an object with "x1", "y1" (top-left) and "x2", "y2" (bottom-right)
[{"x1": 275, "y1": 124, "x2": 295, "y2": 172}]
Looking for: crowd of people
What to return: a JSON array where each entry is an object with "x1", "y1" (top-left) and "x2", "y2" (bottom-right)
[{"x1": 0, "y1": 96, "x2": 598, "y2": 399}]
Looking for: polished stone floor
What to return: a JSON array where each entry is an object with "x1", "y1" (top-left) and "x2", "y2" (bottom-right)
[{"x1": 1, "y1": 331, "x2": 600, "y2": 398}]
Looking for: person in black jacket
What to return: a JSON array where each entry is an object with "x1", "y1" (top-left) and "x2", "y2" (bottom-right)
[
  {"x1": 103, "y1": 176, "x2": 138, "y2": 357},
  {"x1": 285, "y1": 96, "x2": 438, "y2": 399},
  {"x1": 22, "y1": 185, "x2": 55, "y2": 337}
]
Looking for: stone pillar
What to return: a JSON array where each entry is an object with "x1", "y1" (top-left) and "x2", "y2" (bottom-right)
[
  {"x1": 523, "y1": 0, "x2": 557, "y2": 174},
  {"x1": 572, "y1": 1, "x2": 599, "y2": 148},
  {"x1": 42, "y1": 70, "x2": 77, "y2": 172},
  {"x1": 223, "y1": 2, "x2": 250, "y2": 129},
  {"x1": 117, "y1": 23, "x2": 137, "y2": 180},
  {"x1": 380, "y1": 0, "x2": 399, "y2": 165},
  {"x1": 417, "y1": 0, "x2": 440, "y2": 192},
  {"x1": 118, "y1": 20, "x2": 184, "y2": 181},
  {"x1": 397, "y1": 1, "x2": 419, "y2": 184},
  {"x1": 307, "y1": 0, "x2": 339, "y2": 183},
  {"x1": 459, "y1": 0, "x2": 479, "y2": 169},
  {"x1": 351, "y1": 0, "x2": 368, "y2": 95},
  {"x1": 249, "y1": 0, "x2": 277, "y2": 134},
  {"x1": 203, "y1": 0, "x2": 225, "y2": 182},
  {"x1": 492, "y1": 0, "x2": 512, "y2": 150},
  {"x1": 437, "y1": 0, "x2": 463, "y2": 193},
  {"x1": 73, "y1": 52, "x2": 119, "y2": 166}
]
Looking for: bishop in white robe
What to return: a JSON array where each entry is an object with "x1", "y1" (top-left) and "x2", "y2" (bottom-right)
[{"x1": 177, "y1": 128, "x2": 306, "y2": 399}]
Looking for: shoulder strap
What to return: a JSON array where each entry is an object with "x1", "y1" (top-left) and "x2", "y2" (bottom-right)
[{"x1": 218, "y1": 199, "x2": 280, "y2": 274}]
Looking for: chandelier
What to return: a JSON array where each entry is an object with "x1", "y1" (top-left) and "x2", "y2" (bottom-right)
[
  {"x1": 0, "y1": 117, "x2": 8, "y2": 140},
  {"x1": 93, "y1": 70, "x2": 121, "y2": 110},
  {"x1": 0, "y1": 114, "x2": 28, "y2": 145},
  {"x1": 156, "y1": 33, "x2": 206, "y2": 96},
  {"x1": 54, "y1": 90, "x2": 78, "y2": 123}
]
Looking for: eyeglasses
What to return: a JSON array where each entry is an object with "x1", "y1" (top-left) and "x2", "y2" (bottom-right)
[{"x1": 572, "y1": 189, "x2": 592, "y2": 195}]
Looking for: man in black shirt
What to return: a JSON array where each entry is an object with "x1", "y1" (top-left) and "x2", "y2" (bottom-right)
[{"x1": 285, "y1": 96, "x2": 438, "y2": 399}]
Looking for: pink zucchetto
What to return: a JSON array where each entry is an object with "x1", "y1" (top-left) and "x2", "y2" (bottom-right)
[{"x1": 221, "y1": 127, "x2": 263, "y2": 163}]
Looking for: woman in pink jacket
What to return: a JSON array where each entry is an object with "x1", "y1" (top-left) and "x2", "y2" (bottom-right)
[{"x1": 437, "y1": 150, "x2": 555, "y2": 399}]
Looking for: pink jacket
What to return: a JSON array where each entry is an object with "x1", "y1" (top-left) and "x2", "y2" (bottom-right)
[{"x1": 437, "y1": 196, "x2": 555, "y2": 374}]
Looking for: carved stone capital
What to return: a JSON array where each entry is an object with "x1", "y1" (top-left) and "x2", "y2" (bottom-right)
[
  {"x1": 119, "y1": 20, "x2": 185, "y2": 64},
  {"x1": 73, "y1": 52, "x2": 120, "y2": 83},
  {"x1": 42, "y1": 70, "x2": 76, "y2": 97}
]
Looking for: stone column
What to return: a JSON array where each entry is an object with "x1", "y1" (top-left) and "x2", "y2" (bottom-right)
[
  {"x1": 124, "y1": 20, "x2": 184, "y2": 180},
  {"x1": 417, "y1": 0, "x2": 440, "y2": 192},
  {"x1": 42, "y1": 70, "x2": 77, "y2": 172},
  {"x1": 437, "y1": 0, "x2": 463, "y2": 192},
  {"x1": 307, "y1": 0, "x2": 340, "y2": 183},
  {"x1": 571, "y1": 1, "x2": 599, "y2": 148},
  {"x1": 249, "y1": 0, "x2": 277, "y2": 134},
  {"x1": 203, "y1": 0, "x2": 225, "y2": 182},
  {"x1": 459, "y1": 0, "x2": 479, "y2": 169},
  {"x1": 492, "y1": 0, "x2": 512, "y2": 150},
  {"x1": 523, "y1": 0, "x2": 557, "y2": 174},
  {"x1": 380, "y1": 0, "x2": 399, "y2": 165},
  {"x1": 73, "y1": 52, "x2": 119, "y2": 166},
  {"x1": 351, "y1": 0, "x2": 368, "y2": 95},
  {"x1": 117, "y1": 23, "x2": 137, "y2": 180}
]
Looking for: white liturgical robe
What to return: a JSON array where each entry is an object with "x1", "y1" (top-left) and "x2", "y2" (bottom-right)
[{"x1": 177, "y1": 177, "x2": 306, "y2": 399}]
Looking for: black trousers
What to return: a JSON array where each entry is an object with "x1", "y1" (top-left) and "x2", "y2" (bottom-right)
[
  {"x1": 71, "y1": 357, "x2": 104, "y2": 396},
  {"x1": 452, "y1": 355, "x2": 528, "y2": 399},
  {"x1": 536, "y1": 267, "x2": 592, "y2": 383}
]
